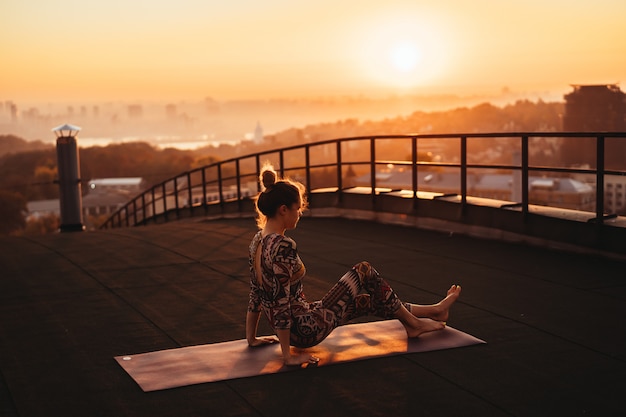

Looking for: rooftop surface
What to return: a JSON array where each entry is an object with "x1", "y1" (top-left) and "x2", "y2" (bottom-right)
[{"x1": 1, "y1": 216, "x2": 625, "y2": 417}]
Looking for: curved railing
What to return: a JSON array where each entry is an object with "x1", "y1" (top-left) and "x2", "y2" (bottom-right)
[{"x1": 100, "y1": 132, "x2": 626, "y2": 253}]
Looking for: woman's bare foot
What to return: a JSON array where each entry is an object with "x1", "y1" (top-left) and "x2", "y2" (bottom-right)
[
  {"x1": 407, "y1": 285, "x2": 462, "y2": 321},
  {"x1": 396, "y1": 304, "x2": 446, "y2": 338},
  {"x1": 403, "y1": 317, "x2": 446, "y2": 338},
  {"x1": 431, "y1": 284, "x2": 461, "y2": 322}
]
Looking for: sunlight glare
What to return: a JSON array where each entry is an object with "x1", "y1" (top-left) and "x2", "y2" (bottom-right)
[
  {"x1": 353, "y1": 11, "x2": 454, "y2": 91},
  {"x1": 390, "y1": 42, "x2": 421, "y2": 72}
]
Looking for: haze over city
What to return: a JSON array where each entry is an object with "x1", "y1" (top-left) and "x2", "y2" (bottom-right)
[{"x1": 2, "y1": 0, "x2": 625, "y2": 146}]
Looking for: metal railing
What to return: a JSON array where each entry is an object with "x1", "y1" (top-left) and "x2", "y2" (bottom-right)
[{"x1": 100, "y1": 132, "x2": 626, "y2": 232}]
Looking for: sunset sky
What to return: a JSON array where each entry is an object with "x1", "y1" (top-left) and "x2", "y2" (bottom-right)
[{"x1": 2, "y1": 0, "x2": 625, "y2": 104}]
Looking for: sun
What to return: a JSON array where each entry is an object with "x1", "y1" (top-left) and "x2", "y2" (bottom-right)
[
  {"x1": 389, "y1": 42, "x2": 422, "y2": 73},
  {"x1": 352, "y1": 12, "x2": 453, "y2": 91},
  {"x1": 362, "y1": 36, "x2": 434, "y2": 88}
]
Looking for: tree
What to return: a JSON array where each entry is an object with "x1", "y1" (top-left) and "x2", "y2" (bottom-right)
[
  {"x1": 0, "y1": 190, "x2": 27, "y2": 234},
  {"x1": 0, "y1": 134, "x2": 51, "y2": 157},
  {"x1": 23, "y1": 213, "x2": 60, "y2": 236},
  {"x1": 33, "y1": 164, "x2": 58, "y2": 199}
]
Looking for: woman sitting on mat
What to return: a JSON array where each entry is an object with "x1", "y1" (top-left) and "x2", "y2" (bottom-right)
[{"x1": 246, "y1": 164, "x2": 461, "y2": 367}]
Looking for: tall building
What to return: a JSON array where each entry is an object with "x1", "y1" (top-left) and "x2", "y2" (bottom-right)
[
  {"x1": 165, "y1": 104, "x2": 177, "y2": 120},
  {"x1": 561, "y1": 84, "x2": 626, "y2": 167},
  {"x1": 128, "y1": 104, "x2": 143, "y2": 119},
  {"x1": 254, "y1": 121, "x2": 264, "y2": 144},
  {"x1": 563, "y1": 84, "x2": 626, "y2": 131}
]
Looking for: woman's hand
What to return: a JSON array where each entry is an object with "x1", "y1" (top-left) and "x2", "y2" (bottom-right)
[
  {"x1": 284, "y1": 353, "x2": 320, "y2": 367},
  {"x1": 247, "y1": 311, "x2": 277, "y2": 347},
  {"x1": 248, "y1": 336, "x2": 279, "y2": 347},
  {"x1": 274, "y1": 329, "x2": 319, "y2": 367}
]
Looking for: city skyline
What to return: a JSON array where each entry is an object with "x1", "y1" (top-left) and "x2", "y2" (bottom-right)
[
  {"x1": 2, "y1": 0, "x2": 625, "y2": 105},
  {"x1": 0, "y1": 90, "x2": 561, "y2": 146}
]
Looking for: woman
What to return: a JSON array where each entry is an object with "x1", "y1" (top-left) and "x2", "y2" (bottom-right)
[{"x1": 246, "y1": 164, "x2": 461, "y2": 366}]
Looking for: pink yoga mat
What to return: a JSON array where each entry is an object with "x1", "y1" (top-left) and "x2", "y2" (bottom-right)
[{"x1": 115, "y1": 320, "x2": 485, "y2": 392}]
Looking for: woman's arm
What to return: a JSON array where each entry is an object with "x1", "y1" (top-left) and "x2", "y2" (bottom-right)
[
  {"x1": 246, "y1": 310, "x2": 278, "y2": 347},
  {"x1": 247, "y1": 311, "x2": 313, "y2": 365},
  {"x1": 252, "y1": 236, "x2": 317, "y2": 365},
  {"x1": 276, "y1": 328, "x2": 318, "y2": 366}
]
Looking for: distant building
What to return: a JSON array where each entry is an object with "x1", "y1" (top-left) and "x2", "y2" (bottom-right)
[
  {"x1": 563, "y1": 84, "x2": 626, "y2": 131},
  {"x1": 166, "y1": 104, "x2": 177, "y2": 120},
  {"x1": 87, "y1": 177, "x2": 144, "y2": 195},
  {"x1": 254, "y1": 121, "x2": 264, "y2": 144},
  {"x1": 26, "y1": 199, "x2": 60, "y2": 220},
  {"x1": 82, "y1": 177, "x2": 142, "y2": 216},
  {"x1": 351, "y1": 169, "x2": 595, "y2": 212},
  {"x1": 27, "y1": 178, "x2": 145, "y2": 229},
  {"x1": 474, "y1": 174, "x2": 595, "y2": 212},
  {"x1": 9, "y1": 102, "x2": 17, "y2": 122},
  {"x1": 128, "y1": 104, "x2": 143, "y2": 119},
  {"x1": 562, "y1": 84, "x2": 626, "y2": 167},
  {"x1": 82, "y1": 178, "x2": 145, "y2": 229},
  {"x1": 82, "y1": 193, "x2": 130, "y2": 220},
  {"x1": 604, "y1": 175, "x2": 626, "y2": 215}
]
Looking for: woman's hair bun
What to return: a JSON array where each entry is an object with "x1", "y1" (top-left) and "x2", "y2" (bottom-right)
[
  {"x1": 254, "y1": 161, "x2": 307, "y2": 229},
  {"x1": 261, "y1": 168, "x2": 277, "y2": 189}
]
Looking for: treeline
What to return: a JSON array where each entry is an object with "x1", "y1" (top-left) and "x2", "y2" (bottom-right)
[
  {"x1": 225, "y1": 99, "x2": 564, "y2": 168},
  {"x1": 0, "y1": 134, "x2": 50, "y2": 157},
  {"x1": 264, "y1": 99, "x2": 563, "y2": 146},
  {"x1": 0, "y1": 139, "x2": 208, "y2": 202},
  {"x1": 0, "y1": 138, "x2": 218, "y2": 235}
]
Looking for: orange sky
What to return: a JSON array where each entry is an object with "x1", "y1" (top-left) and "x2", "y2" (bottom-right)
[{"x1": 2, "y1": 0, "x2": 625, "y2": 104}]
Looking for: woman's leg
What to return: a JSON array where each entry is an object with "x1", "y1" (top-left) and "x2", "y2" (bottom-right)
[
  {"x1": 351, "y1": 261, "x2": 447, "y2": 337},
  {"x1": 295, "y1": 262, "x2": 455, "y2": 346},
  {"x1": 318, "y1": 265, "x2": 365, "y2": 325},
  {"x1": 289, "y1": 266, "x2": 366, "y2": 348},
  {"x1": 395, "y1": 304, "x2": 445, "y2": 337},
  {"x1": 351, "y1": 261, "x2": 402, "y2": 319},
  {"x1": 318, "y1": 261, "x2": 402, "y2": 325},
  {"x1": 406, "y1": 285, "x2": 462, "y2": 321}
]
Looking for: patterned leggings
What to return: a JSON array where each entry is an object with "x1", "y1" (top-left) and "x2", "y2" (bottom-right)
[{"x1": 289, "y1": 261, "x2": 406, "y2": 348}]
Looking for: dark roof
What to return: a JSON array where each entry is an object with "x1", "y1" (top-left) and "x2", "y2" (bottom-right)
[{"x1": 1, "y1": 216, "x2": 624, "y2": 417}]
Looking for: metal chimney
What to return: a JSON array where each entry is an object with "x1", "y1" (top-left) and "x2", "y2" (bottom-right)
[{"x1": 53, "y1": 123, "x2": 85, "y2": 232}]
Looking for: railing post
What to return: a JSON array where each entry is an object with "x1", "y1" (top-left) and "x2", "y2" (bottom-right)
[
  {"x1": 336, "y1": 140, "x2": 343, "y2": 203},
  {"x1": 521, "y1": 135, "x2": 529, "y2": 219},
  {"x1": 187, "y1": 172, "x2": 193, "y2": 216},
  {"x1": 162, "y1": 183, "x2": 168, "y2": 221},
  {"x1": 201, "y1": 167, "x2": 207, "y2": 214},
  {"x1": 305, "y1": 144, "x2": 311, "y2": 194},
  {"x1": 173, "y1": 177, "x2": 180, "y2": 218},
  {"x1": 412, "y1": 136, "x2": 418, "y2": 210},
  {"x1": 141, "y1": 193, "x2": 146, "y2": 226},
  {"x1": 217, "y1": 163, "x2": 224, "y2": 210},
  {"x1": 236, "y1": 159, "x2": 242, "y2": 211},
  {"x1": 370, "y1": 137, "x2": 376, "y2": 207},
  {"x1": 255, "y1": 155, "x2": 261, "y2": 192},
  {"x1": 151, "y1": 188, "x2": 156, "y2": 224},
  {"x1": 132, "y1": 199, "x2": 137, "y2": 226},
  {"x1": 596, "y1": 135, "x2": 605, "y2": 224},
  {"x1": 279, "y1": 150, "x2": 285, "y2": 177},
  {"x1": 460, "y1": 136, "x2": 467, "y2": 214}
]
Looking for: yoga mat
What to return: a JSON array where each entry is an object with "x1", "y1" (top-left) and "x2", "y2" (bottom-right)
[{"x1": 115, "y1": 320, "x2": 485, "y2": 392}]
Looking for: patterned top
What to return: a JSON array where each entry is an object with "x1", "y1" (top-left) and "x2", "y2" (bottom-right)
[{"x1": 248, "y1": 231, "x2": 307, "y2": 330}]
